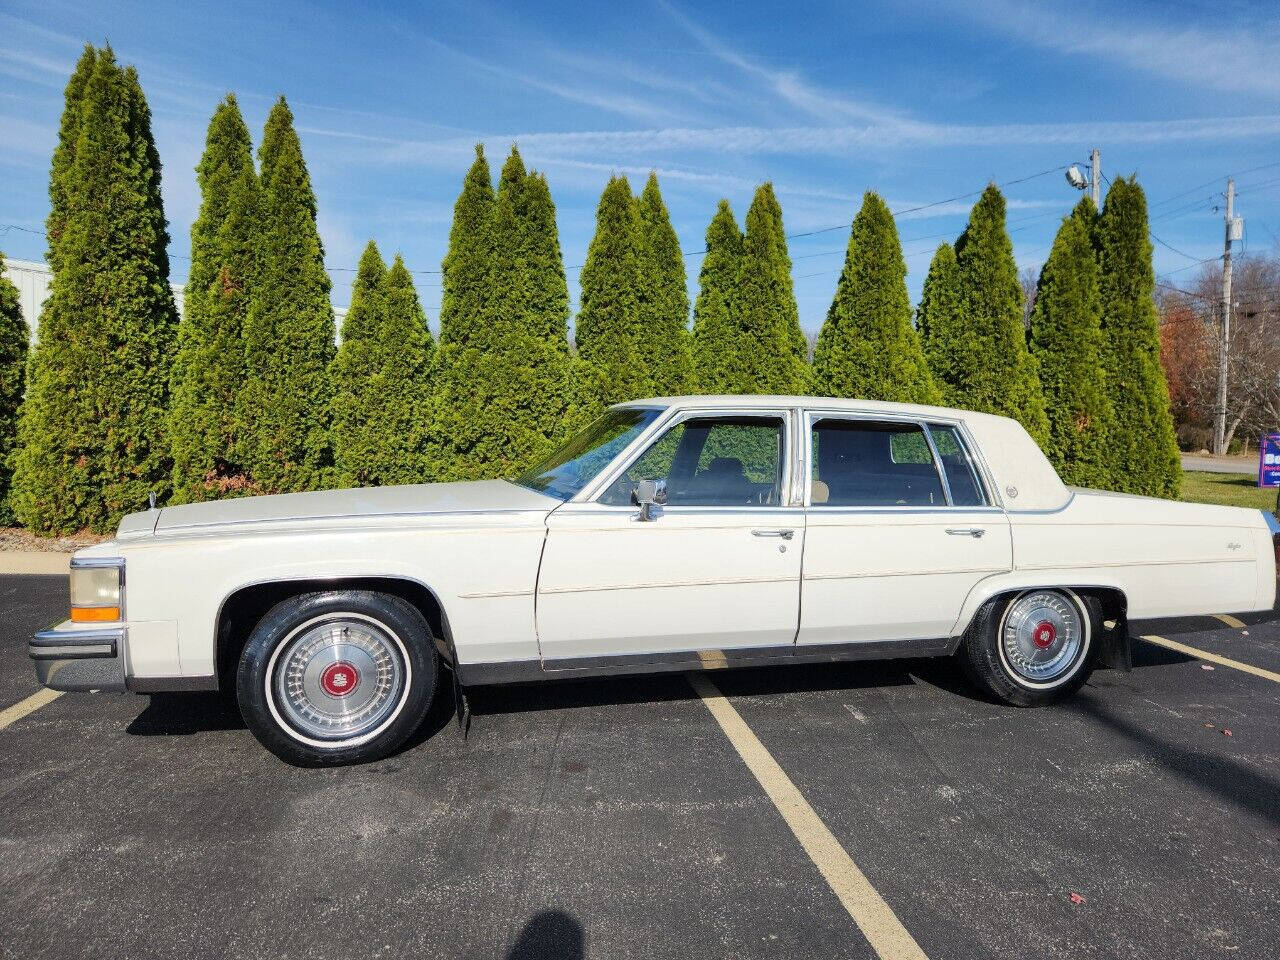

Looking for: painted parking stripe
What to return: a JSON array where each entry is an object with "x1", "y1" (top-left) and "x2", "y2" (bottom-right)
[
  {"x1": 697, "y1": 649, "x2": 729, "y2": 670},
  {"x1": 0, "y1": 689, "x2": 63, "y2": 730},
  {"x1": 1213, "y1": 614, "x2": 1247, "y2": 629},
  {"x1": 1141, "y1": 635, "x2": 1280, "y2": 683},
  {"x1": 688, "y1": 672, "x2": 928, "y2": 960}
]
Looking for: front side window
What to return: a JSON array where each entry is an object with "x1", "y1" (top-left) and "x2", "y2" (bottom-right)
[
  {"x1": 810, "y1": 419, "x2": 946, "y2": 507},
  {"x1": 599, "y1": 415, "x2": 786, "y2": 507},
  {"x1": 514, "y1": 408, "x2": 662, "y2": 500}
]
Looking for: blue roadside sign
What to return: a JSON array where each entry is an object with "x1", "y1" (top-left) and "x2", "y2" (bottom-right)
[{"x1": 1260, "y1": 433, "x2": 1280, "y2": 488}]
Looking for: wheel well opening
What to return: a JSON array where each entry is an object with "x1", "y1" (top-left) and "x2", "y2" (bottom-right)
[{"x1": 215, "y1": 577, "x2": 453, "y2": 689}]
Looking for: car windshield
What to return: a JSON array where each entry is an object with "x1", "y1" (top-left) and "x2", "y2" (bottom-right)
[{"x1": 513, "y1": 407, "x2": 663, "y2": 501}]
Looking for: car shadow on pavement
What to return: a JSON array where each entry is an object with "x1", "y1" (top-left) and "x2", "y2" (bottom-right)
[
  {"x1": 466, "y1": 657, "x2": 942, "y2": 720},
  {"x1": 505, "y1": 910, "x2": 585, "y2": 960},
  {"x1": 126, "y1": 691, "x2": 246, "y2": 736},
  {"x1": 1071, "y1": 696, "x2": 1280, "y2": 829}
]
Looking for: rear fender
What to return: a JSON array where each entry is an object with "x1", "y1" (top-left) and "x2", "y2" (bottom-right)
[{"x1": 955, "y1": 572, "x2": 1131, "y2": 671}]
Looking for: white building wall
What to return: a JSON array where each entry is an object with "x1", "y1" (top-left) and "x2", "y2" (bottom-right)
[{"x1": 2, "y1": 258, "x2": 345, "y2": 338}]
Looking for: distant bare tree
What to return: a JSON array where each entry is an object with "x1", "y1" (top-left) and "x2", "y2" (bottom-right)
[
  {"x1": 1158, "y1": 253, "x2": 1280, "y2": 451},
  {"x1": 1020, "y1": 265, "x2": 1040, "y2": 329}
]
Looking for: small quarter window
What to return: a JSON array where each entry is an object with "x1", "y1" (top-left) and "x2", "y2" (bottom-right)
[
  {"x1": 810, "y1": 419, "x2": 946, "y2": 507},
  {"x1": 927, "y1": 423, "x2": 988, "y2": 507}
]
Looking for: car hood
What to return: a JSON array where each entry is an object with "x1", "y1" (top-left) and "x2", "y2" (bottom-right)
[{"x1": 119, "y1": 479, "x2": 558, "y2": 537}]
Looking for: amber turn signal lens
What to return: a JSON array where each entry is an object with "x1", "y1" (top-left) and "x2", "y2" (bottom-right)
[{"x1": 71, "y1": 606, "x2": 121, "y2": 623}]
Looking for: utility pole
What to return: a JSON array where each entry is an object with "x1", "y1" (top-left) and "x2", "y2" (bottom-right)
[
  {"x1": 1090, "y1": 148, "x2": 1101, "y2": 207},
  {"x1": 1212, "y1": 177, "x2": 1235, "y2": 456}
]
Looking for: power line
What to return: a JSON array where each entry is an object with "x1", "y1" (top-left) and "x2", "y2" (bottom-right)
[
  {"x1": 1147, "y1": 158, "x2": 1280, "y2": 210},
  {"x1": 1150, "y1": 232, "x2": 1202, "y2": 261}
]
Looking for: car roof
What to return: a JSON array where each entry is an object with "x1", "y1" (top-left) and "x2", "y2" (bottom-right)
[{"x1": 615, "y1": 394, "x2": 981, "y2": 422}]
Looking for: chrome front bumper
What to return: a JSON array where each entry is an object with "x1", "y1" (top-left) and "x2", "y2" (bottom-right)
[{"x1": 30, "y1": 626, "x2": 127, "y2": 692}]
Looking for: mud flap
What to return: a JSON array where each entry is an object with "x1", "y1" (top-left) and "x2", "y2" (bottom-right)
[
  {"x1": 452, "y1": 663, "x2": 471, "y2": 738},
  {"x1": 1098, "y1": 610, "x2": 1132, "y2": 673}
]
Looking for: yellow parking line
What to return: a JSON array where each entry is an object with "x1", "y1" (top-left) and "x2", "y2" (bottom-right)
[
  {"x1": 1213, "y1": 614, "x2": 1247, "y2": 629},
  {"x1": 697, "y1": 649, "x2": 729, "y2": 670},
  {"x1": 688, "y1": 673, "x2": 928, "y2": 960},
  {"x1": 0, "y1": 688, "x2": 63, "y2": 730},
  {"x1": 1141, "y1": 635, "x2": 1280, "y2": 683}
]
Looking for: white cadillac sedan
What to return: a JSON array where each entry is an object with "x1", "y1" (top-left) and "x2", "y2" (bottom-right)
[{"x1": 33, "y1": 396, "x2": 1280, "y2": 765}]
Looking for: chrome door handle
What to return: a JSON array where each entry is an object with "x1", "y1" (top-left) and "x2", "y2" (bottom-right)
[
  {"x1": 946, "y1": 528, "x2": 986, "y2": 538},
  {"x1": 752, "y1": 529, "x2": 795, "y2": 540}
]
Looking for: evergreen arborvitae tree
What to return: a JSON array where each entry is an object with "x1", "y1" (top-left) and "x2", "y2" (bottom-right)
[
  {"x1": 0, "y1": 252, "x2": 29, "y2": 524},
  {"x1": 1029, "y1": 210, "x2": 1114, "y2": 487},
  {"x1": 13, "y1": 48, "x2": 178, "y2": 534},
  {"x1": 46, "y1": 47, "x2": 98, "y2": 275},
  {"x1": 437, "y1": 144, "x2": 494, "y2": 348},
  {"x1": 332, "y1": 247, "x2": 434, "y2": 487},
  {"x1": 238, "y1": 97, "x2": 335, "y2": 494},
  {"x1": 169, "y1": 94, "x2": 259, "y2": 502},
  {"x1": 813, "y1": 192, "x2": 940, "y2": 404},
  {"x1": 1097, "y1": 177, "x2": 1181, "y2": 497},
  {"x1": 428, "y1": 147, "x2": 576, "y2": 479},
  {"x1": 331, "y1": 241, "x2": 388, "y2": 483},
  {"x1": 917, "y1": 242, "x2": 965, "y2": 400},
  {"x1": 728, "y1": 183, "x2": 809, "y2": 394},
  {"x1": 513, "y1": 167, "x2": 578, "y2": 447},
  {"x1": 575, "y1": 175, "x2": 649, "y2": 408},
  {"x1": 635, "y1": 173, "x2": 692, "y2": 394},
  {"x1": 756, "y1": 182, "x2": 810, "y2": 368},
  {"x1": 691, "y1": 200, "x2": 744, "y2": 393},
  {"x1": 426, "y1": 146, "x2": 494, "y2": 481},
  {"x1": 923, "y1": 185, "x2": 1049, "y2": 444}
]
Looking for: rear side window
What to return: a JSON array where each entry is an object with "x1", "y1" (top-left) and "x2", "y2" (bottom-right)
[
  {"x1": 810, "y1": 419, "x2": 945, "y2": 507},
  {"x1": 928, "y1": 423, "x2": 988, "y2": 507}
]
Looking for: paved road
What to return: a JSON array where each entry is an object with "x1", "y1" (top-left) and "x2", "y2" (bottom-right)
[
  {"x1": 1180, "y1": 453, "x2": 1258, "y2": 475},
  {"x1": 2, "y1": 574, "x2": 1278, "y2": 959}
]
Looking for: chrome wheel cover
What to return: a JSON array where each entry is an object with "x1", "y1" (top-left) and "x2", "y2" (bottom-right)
[
  {"x1": 268, "y1": 614, "x2": 408, "y2": 745},
  {"x1": 998, "y1": 590, "x2": 1087, "y2": 687}
]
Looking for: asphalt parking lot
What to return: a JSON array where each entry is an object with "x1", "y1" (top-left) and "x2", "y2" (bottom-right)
[{"x1": 2, "y1": 573, "x2": 1278, "y2": 960}]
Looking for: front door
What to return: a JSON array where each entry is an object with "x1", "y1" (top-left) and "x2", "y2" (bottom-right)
[
  {"x1": 536, "y1": 411, "x2": 804, "y2": 665},
  {"x1": 798, "y1": 414, "x2": 1012, "y2": 645}
]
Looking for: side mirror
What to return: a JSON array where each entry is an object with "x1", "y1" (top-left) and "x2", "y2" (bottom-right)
[{"x1": 631, "y1": 479, "x2": 667, "y2": 522}]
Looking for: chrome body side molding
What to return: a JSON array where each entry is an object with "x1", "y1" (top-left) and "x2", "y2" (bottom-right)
[{"x1": 457, "y1": 636, "x2": 957, "y2": 686}]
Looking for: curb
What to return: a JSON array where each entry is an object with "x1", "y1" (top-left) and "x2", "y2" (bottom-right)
[{"x1": 0, "y1": 552, "x2": 72, "y2": 575}]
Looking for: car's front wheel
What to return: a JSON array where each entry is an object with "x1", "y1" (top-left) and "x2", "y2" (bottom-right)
[
  {"x1": 236, "y1": 590, "x2": 436, "y2": 766},
  {"x1": 961, "y1": 588, "x2": 1098, "y2": 706}
]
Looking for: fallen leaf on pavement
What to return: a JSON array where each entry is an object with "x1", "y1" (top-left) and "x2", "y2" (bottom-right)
[
  {"x1": 1070, "y1": 892, "x2": 1086, "y2": 905},
  {"x1": 1201, "y1": 664, "x2": 1215, "y2": 671},
  {"x1": 1222, "y1": 729, "x2": 1233, "y2": 737}
]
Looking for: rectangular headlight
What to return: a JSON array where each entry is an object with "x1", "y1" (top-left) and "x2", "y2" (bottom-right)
[{"x1": 70, "y1": 560, "x2": 124, "y2": 623}]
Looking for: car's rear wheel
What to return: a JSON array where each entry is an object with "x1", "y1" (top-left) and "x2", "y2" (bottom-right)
[
  {"x1": 236, "y1": 590, "x2": 436, "y2": 766},
  {"x1": 961, "y1": 588, "x2": 1098, "y2": 706}
]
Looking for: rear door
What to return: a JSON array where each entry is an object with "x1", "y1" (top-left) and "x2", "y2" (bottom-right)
[{"x1": 798, "y1": 412, "x2": 1012, "y2": 645}]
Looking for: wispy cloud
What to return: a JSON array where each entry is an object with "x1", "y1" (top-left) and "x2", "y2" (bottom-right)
[
  {"x1": 349, "y1": 114, "x2": 1280, "y2": 168},
  {"x1": 945, "y1": 0, "x2": 1280, "y2": 98},
  {"x1": 658, "y1": 0, "x2": 914, "y2": 125}
]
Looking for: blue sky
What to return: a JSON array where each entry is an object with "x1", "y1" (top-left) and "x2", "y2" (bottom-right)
[{"x1": 2, "y1": 0, "x2": 1279, "y2": 333}]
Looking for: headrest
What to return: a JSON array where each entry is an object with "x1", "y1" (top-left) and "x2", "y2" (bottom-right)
[{"x1": 811, "y1": 479, "x2": 830, "y2": 504}]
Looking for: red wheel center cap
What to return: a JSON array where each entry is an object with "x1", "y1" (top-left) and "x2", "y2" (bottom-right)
[
  {"x1": 1032, "y1": 621, "x2": 1057, "y2": 649},
  {"x1": 321, "y1": 661, "x2": 360, "y2": 697}
]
